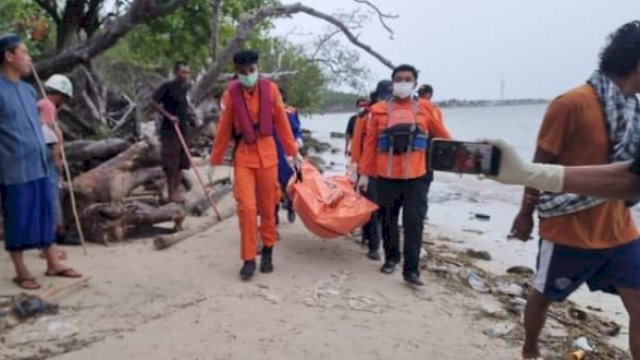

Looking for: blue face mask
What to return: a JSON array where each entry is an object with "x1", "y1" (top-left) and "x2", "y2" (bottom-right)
[{"x1": 238, "y1": 71, "x2": 258, "y2": 88}]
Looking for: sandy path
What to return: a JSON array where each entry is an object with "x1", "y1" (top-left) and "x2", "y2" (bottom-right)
[{"x1": 1, "y1": 211, "x2": 519, "y2": 360}]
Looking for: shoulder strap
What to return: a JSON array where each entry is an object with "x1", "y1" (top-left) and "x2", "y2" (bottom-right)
[
  {"x1": 228, "y1": 80, "x2": 256, "y2": 143},
  {"x1": 257, "y1": 78, "x2": 273, "y2": 136}
]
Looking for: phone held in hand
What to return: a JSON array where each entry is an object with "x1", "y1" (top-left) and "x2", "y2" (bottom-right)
[{"x1": 429, "y1": 139, "x2": 502, "y2": 176}]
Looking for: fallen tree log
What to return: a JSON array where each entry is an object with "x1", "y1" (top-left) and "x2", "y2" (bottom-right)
[
  {"x1": 69, "y1": 140, "x2": 162, "y2": 205},
  {"x1": 182, "y1": 169, "x2": 231, "y2": 216},
  {"x1": 82, "y1": 201, "x2": 186, "y2": 245},
  {"x1": 154, "y1": 192, "x2": 236, "y2": 250},
  {"x1": 122, "y1": 201, "x2": 186, "y2": 230},
  {"x1": 64, "y1": 138, "x2": 131, "y2": 163}
]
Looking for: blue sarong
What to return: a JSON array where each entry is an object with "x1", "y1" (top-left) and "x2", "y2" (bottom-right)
[
  {"x1": 46, "y1": 146, "x2": 63, "y2": 225},
  {"x1": 0, "y1": 177, "x2": 55, "y2": 251}
]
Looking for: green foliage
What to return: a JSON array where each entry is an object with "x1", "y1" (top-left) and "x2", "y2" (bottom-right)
[
  {"x1": 254, "y1": 38, "x2": 325, "y2": 113},
  {"x1": 0, "y1": 0, "x2": 55, "y2": 58},
  {"x1": 111, "y1": 0, "x2": 276, "y2": 73},
  {"x1": 319, "y1": 90, "x2": 365, "y2": 113}
]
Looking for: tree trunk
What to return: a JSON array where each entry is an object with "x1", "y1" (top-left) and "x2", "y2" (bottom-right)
[
  {"x1": 69, "y1": 140, "x2": 162, "y2": 207},
  {"x1": 210, "y1": 0, "x2": 223, "y2": 61},
  {"x1": 56, "y1": 0, "x2": 86, "y2": 51},
  {"x1": 182, "y1": 170, "x2": 232, "y2": 216},
  {"x1": 82, "y1": 201, "x2": 185, "y2": 244},
  {"x1": 154, "y1": 192, "x2": 236, "y2": 250},
  {"x1": 34, "y1": 0, "x2": 191, "y2": 78},
  {"x1": 121, "y1": 202, "x2": 186, "y2": 231},
  {"x1": 64, "y1": 138, "x2": 132, "y2": 163}
]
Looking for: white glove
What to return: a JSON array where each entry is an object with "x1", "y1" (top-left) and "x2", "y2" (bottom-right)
[
  {"x1": 480, "y1": 139, "x2": 564, "y2": 193},
  {"x1": 207, "y1": 165, "x2": 216, "y2": 185},
  {"x1": 347, "y1": 163, "x2": 358, "y2": 184},
  {"x1": 286, "y1": 154, "x2": 304, "y2": 169},
  {"x1": 296, "y1": 138, "x2": 304, "y2": 149},
  {"x1": 357, "y1": 175, "x2": 369, "y2": 192}
]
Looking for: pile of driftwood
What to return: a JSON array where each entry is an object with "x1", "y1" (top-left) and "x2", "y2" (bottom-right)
[{"x1": 57, "y1": 134, "x2": 231, "y2": 245}]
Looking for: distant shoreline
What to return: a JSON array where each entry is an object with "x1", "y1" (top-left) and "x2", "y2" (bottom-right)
[{"x1": 319, "y1": 99, "x2": 548, "y2": 115}]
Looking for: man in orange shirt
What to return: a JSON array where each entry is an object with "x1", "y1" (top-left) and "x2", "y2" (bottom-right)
[
  {"x1": 209, "y1": 50, "x2": 301, "y2": 281},
  {"x1": 417, "y1": 84, "x2": 443, "y2": 123},
  {"x1": 508, "y1": 22, "x2": 640, "y2": 360},
  {"x1": 417, "y1": 84, "x2": 443, "y2": 221},
  {"x1": 359, "y1": 64, "x2": 451, "y2": 286}
]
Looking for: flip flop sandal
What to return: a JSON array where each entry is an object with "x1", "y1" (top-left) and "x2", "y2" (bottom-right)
[
  {"x1": 12, "y1": 277, "x2": 42, "y2": 290},
  {"x1": 45, "y1": 268, "x2": 82, "y2": 278}
]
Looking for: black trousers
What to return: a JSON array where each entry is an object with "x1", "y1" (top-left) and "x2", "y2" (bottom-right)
[
  {"x1": 361, "y1": 177, "x2": 381, "y2": 252},
  {"x1": 423, "y1": 170, "x2": 433, "y2": 218},
  {"x1": 377, "y1": 177, "x2": 428, "y2": 275}
]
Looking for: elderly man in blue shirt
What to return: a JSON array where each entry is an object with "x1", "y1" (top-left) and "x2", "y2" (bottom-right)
[{"x1": 0, "y1": 33, "x2": 81, "y2": 290}]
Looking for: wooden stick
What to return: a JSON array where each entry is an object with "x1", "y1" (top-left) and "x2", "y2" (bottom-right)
[
  {"x1": 154, "y1": 194, "x2": 235, "y2": 250},
  {"x1": 31, "y1": 66, "x2": 89, "y2": 255},
  {"x1": 39, "y1": 276, "x2": 92, "y2": 301},
  {"x1": 171, "y1": 121, "x2": 222, "y2": 221}
]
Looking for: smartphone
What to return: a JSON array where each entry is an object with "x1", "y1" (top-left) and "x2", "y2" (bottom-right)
[{"x1": 429, "y1": 139, "x2": 501, "y2": 176}]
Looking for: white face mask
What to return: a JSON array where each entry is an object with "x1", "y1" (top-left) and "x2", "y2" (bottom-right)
[{"x1": 392, "y1": 82, "x2": 414, "y2": 99}]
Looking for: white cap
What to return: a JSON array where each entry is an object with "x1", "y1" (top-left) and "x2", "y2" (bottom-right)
[{"x1": 44, "y1": 74, "x2": 73, "y2": 98}]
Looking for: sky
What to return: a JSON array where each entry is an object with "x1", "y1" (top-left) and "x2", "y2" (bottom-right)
[{"x1": 270, "y1": 0, "x2": 640, "y2": 100}]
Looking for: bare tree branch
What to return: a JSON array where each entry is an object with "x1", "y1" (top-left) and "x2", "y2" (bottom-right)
[
  {"x1": 210, "y1": 0, "x2": 223, "y2": 60},
  {"x1": 310, "y1": 28, "x2": 341, "y2": 60},
  {"x1": 192, "y1": 2, "x2": 395, "y2": 105},
  {"x1": 33, "y1": 0, "x2": 61, "y2": 23},
  {"x1": 34, "y1": 0, "x2": 190, "y2": 78},
  {"x1": 353, "y1": 0, "x2": 397, "y2": 39},
  {"x1": 83, "y1": 0, "x2": 104, "y2": 37}
]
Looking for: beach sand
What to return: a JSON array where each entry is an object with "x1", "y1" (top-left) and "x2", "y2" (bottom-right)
[{"x1": 0, "y1": 172, "x2": 632, "y2": 359}]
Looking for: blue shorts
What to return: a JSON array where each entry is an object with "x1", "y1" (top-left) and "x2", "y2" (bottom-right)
[{"x1": 534, "y1": 239, "x2": 640, "y2": 301}]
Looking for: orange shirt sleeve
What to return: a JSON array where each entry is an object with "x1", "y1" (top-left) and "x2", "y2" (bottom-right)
[
  {"x1": 210, "y1": 90, "x2": 234, "y2": 165},
  {"x1": 350, "y1": 114, "x2": 366, "y2": 162},
  {"x1": 428, "y1": 115, "x2": 451, "y2": 139},
  {"x1": 425, "y1": 103, "x2": 451, "y2": 139},
  {"x1": 272, "y1": 84, "x2": 298, "y2": 156},
  {"x1": 360, "y1": 111, "x2": 379, "y2": 177},
  {"x1": 537, "y1": 97, "x2": 574, "y2": 157},
  {"x1": 436, "y1": 107, "x2": 444, "y2": 122}
]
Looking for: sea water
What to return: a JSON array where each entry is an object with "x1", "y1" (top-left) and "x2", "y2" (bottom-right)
[{"x1": 301, "y1": 104, "x2": 633, "y2": 352}]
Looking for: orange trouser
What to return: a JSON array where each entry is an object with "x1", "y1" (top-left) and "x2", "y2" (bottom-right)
[{"x1": 233, "y1": 165, "x2": 280, "y2": 261}]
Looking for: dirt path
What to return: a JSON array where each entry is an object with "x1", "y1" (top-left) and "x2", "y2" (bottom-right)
[{"x1": 0, "y1": 214, "x2": 520, "y2": 360}]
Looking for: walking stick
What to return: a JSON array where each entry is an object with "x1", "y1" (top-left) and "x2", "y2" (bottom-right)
[
  {"x1": 31, "y1": 66, "x2": 88, "y2": 255},
  {"x1": 171, "y1": 121, "x2": 222, "y2": 221}
]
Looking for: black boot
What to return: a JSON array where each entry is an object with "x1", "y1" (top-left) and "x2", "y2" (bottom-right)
[
  {"x1": 403, "y1": 273, "x2": 424, "y2": 286},
  {"x1": 260, "y1": 246, "x2": 274, "y2": 273},
  {"x1": 287, "y1": 208, "x2": 296, "y2": 223},
  {"x1": 240, "y1": 260, "x2": 256, "y2": 281}
]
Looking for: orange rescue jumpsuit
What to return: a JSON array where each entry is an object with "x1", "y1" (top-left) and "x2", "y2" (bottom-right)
[{"x1": 210, "y1": 81, "x2": 298, "y2": 261}]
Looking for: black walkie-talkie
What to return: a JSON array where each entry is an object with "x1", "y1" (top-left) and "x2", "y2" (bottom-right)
[{"x1": 630, "y1": 146, "x2": 640, "y2": 174}]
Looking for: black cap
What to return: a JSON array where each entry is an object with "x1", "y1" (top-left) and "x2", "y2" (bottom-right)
[
  {"x1": 0, "y1": 33, "x2": 21, "y2": 53},
  {"x1": 375, "y1": 80, "x2": 393, "y2": 101},
  {"x1": 233, "y1": 50, "x2": 259, "y2": 66}
]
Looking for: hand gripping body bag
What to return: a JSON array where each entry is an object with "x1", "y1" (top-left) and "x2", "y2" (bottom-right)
[{"x1": 287, "y1": 161, "x2": 378, "y2": 239}]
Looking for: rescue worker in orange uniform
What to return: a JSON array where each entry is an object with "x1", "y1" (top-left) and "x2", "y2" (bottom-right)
[
  {"x1": 209, "y1": 50, "x2": 301, "y2": 281},
  {"x1": 350, "y1": 81, "x2": 392, "y2": 261},
  {"x1": 359, "y1": 64, "x2": 452, "y2": 286}
]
